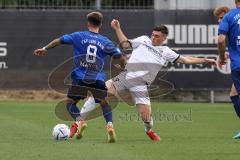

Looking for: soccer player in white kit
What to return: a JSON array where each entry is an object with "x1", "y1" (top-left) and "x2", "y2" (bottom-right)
[{"x1": 78, "y1": 19, "x2": 217, "y2": 141}]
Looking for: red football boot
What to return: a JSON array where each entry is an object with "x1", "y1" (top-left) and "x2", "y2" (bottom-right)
[
  {"x1": 69, "y1": 122, "x2": 78, "y2": 138},
  {"x1": 146, "y1": 129, "x2": 161, "y2": 141}
]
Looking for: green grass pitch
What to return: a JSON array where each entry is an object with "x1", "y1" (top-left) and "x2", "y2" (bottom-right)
[{"x1": 0, "y1": 101, "x2": 239, "y2": 160}]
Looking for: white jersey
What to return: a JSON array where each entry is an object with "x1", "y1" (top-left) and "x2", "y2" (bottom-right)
[{"x1": 125, "y1": 35, "x2": 179, "y2": 84}]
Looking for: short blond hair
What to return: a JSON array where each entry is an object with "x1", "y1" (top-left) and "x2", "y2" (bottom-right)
[{"x1": 213, "y1": 6, "x2": 230, "y2": 17}]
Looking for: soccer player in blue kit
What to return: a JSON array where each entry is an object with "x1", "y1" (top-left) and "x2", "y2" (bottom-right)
[
  {"x1": 34, "y1": 12, "x2": 121, "y2": 142},
  {"x1": 218, "y1": 0, "x2": 240, "y2": 139}
]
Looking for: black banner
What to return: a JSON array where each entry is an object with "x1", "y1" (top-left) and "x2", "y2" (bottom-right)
[{"x1": 0, "y1": 10, "x2": 231, "y2": 90}]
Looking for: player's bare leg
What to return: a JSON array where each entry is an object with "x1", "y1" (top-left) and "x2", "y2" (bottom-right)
[{"x1": 137, "y1": 104, "x2": 160, "y2": 141}]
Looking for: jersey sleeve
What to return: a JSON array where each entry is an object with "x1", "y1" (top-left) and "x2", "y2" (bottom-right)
[
  {"x1": 60, "y1": 32, "x2": 76, "y2": 44},
  {"x1": 104, "y1": 41, "x2": 121, "y2": 57},
  {"x1": 164, "y1": 47, "x2": 180, "y2": 63},
  {"x1": 128, "y1": 35, "x2": 150, "y2": 49},
  {"x1": 218, "y1": 14, "x2": 229, "y2": 35}
]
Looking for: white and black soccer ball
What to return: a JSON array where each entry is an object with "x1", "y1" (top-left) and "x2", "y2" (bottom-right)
[{"x1": 52, "y1": 124, "x2": 70, "y2": 140}]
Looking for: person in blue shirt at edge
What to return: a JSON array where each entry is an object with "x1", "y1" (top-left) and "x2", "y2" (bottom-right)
[
  {"x1": 218, "y1": 0, "x2": 240, "y2": 139},
  {"x1": 34, "y1": 11, "x2": 123, "y2": 143}
]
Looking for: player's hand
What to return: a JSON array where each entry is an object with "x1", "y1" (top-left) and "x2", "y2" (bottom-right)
[
  {"x1": 217, "y1": 53, "x2": 228, "y2": 68},
  {"x1": 205, "y1": 58, "x2": 217, "y2": 66},
  {"x1": 111, "y1": 19, "x2": 120, "y2": 30},
  {"x1": 217, "y1": 59, "x2": 227, "y2": 69},
  {"x1": 34, "y1": 48, "x2": 47, "y2": 56}
]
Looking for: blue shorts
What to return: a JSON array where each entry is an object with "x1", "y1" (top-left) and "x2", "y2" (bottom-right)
[
  {"x1": 67, "y1": 79, "x2": 107, "y2": 102},
  {"x1": 232, "y1": 70, "x2": 240, "y2": 94}
]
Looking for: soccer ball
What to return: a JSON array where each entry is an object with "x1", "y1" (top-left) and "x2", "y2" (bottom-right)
[{"x1": 52, "y1": 124, "x2": 70, "y2": 140}]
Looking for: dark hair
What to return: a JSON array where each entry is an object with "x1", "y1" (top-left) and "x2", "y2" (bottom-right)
[
  {"x1": 236, "y1": 0, "x2": 240, "y2": 3},
  {"x1": 87, "y1": 11, "x2": 103, "y2": 27},
  {"x1": 153, "y1": 25, "x2": 169, "y2": 35},
  {"x1": 213, "y1": 6, "x2": 230, "y2": 17}
]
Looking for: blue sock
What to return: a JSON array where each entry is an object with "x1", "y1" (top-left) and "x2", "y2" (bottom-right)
[
  {"x1": 66, "y1": 102, "x2": 80, "y2": 120},
  {"x1": 101, "y1": 103, "x2": 113, "y2": 124},
  {"x1": 230, "y1": 96, "x2": 240, "y2": 118}
]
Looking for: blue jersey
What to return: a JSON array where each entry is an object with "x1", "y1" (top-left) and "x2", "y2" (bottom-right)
[
  {"x1": 60, "y1": 31, "x2": 121, "y2": 81},
  {"x1": 218, "y1": 8, "x2": 240, "y2": 71}
]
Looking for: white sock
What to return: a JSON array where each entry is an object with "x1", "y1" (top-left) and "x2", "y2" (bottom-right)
[
  {"x1": 144, "y1": 117, "x2": 153, "y2": 132},
  {"x1": 107, "y1": 121, "x2": 113, "y2": 126},
  {"x1": 78, "y1": 96, "x2": 96, "y2": 120}
]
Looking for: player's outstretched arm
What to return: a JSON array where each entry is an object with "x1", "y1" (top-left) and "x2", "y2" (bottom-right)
[
  {"x1": 176, "y1": 56, "x2": 217, "y2": 65},
  {"x1": 33, "y1": 38, "x2": 62, "y2": 56},
  {"x1": 111, "y1": 19, "x2": 128, "y2": 43}
]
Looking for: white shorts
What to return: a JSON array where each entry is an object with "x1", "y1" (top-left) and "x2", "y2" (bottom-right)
[{"x1": 111, "y1": 71, "x2": 150, "y2": 106}]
